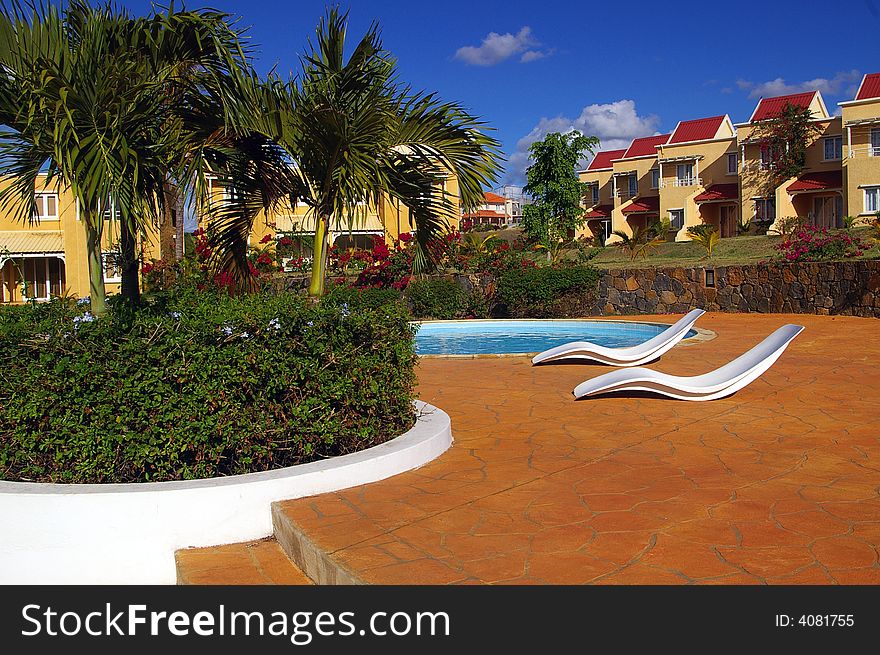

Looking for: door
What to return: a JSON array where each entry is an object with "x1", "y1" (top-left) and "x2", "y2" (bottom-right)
[
  {"x1": 719, "y1": 205, "x2": 737, "y2": 238},
  {"x1": 812, "y1": 196, "x2": 842, "y2": 229}
]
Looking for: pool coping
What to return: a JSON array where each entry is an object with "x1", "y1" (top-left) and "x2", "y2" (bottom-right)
[{"x1": 414, "y1": 317, "x2": 716, "y2": 359}]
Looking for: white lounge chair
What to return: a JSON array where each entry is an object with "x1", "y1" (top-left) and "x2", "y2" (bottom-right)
[
  {"x1": 532, "y1": 308, "x2": 705, "y2": 367},
  {"x1": 572, "y1": 324, "x2": 804, "y2": 401}
]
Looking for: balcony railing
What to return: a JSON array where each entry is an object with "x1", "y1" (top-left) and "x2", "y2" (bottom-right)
[
  {"x1": 848, "y1": 146, "x2": 880, "y2": 158},
  {"x1": 660, "y1": 177, "x2": 702, "y2": 188},
  {"x1": 614, "y1": 188, "x2": 637, "y2": 199}
]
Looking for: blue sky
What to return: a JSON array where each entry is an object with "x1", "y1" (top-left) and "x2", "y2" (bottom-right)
[{"x1": 122, "y1": 0, "x2": 878, "y2": 186}]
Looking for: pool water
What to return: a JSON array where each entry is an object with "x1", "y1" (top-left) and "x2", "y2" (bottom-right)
[{"x1": 414, "y1": 320, "x2": 697, "y2": 356}]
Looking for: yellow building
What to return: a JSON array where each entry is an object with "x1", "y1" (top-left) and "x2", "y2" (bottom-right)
[
  {"x1": 840, "y1": 73, "x2": 880, "y2": 224},
  {"x1": 0, "y1": 176, "x2": 171, "y2": 303},
  {"x1": 579, "y1": 76, "x2": 880, "y2": 242},
  {"x1": 209, "y1": 174, "x2": 462, "y2": 258},
  {"x1": 736, "y1": 91, "x2": 844, "y2": 233},
  {"x1": 657, "y1": 115, "x2": 738, "y2": 240},
  {"x1": 579, "y1": 148, "x2": 626, "y2": 243}
]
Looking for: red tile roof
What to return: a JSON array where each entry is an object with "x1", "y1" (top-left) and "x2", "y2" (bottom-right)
[
  {"x1": 856, "y1": 73, "x2": 880, "y2": 101},
  {"x1": 584, "y1": 204, "x2": 613, "y2": 219},
  {"x1": 462, "y1": 209, "x2": 507, "y2": 218},
  {"x1": 694, "y1": 184, "x2": 740, "y2": 203},
  {"x1": 750, "y1": 92, "x2": 816, "y2": 122},
  {"x1": 786, "y1": 170, "x2": 843, "y2": 192},
  {"x1": 621, "y1": 134, "x2": 670, "y2": 159},
  {"x1": 668, "y1": 116, "x2": 726, "y2": 144},
  {"x1": 621, "y1": 195, "x2": 660, "y2": 215},
  {"x1": 586, "y1": 149, "x2": 627, "y2": 171},
  {"x1": 483, "y1": 192, "x2": 506, "y2": 204}
]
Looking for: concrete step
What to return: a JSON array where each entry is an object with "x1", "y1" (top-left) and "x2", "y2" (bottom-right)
[
  {"x1": 271, "y1": 501, "x2": 365, "y2": 585},
  {"x1": 175, "y1": 537, "x2": 314, "y2": 585}
]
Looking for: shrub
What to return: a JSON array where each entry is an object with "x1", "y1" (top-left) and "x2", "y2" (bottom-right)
[
  {"x1": 497, "y1": 265, "x2": 600, "y2": 317},
  {"x1": 406, "y1": 278, "x2": 467, "y2": 319},
  {"x1": 774, "y1": 225, "x2": 868, "y2": 262},
  {"x1": 0, "y1": 290, "x2": 417, "y2": 483}
]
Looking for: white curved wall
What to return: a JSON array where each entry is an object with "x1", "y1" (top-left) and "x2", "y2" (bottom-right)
[{"x1": 0, "y1": 401, "x2": 452, "y2": 584}]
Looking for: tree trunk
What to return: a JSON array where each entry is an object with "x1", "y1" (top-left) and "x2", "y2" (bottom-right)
[
  {"x1": 308, "y1": 215, "x2": 329, "y2": 298},
  {"x1": 119, "y1": 216, "x2": 140, "y2": 304},
  {"x1": 84, "y1": 212, "x2": 108, "y2": 316}
]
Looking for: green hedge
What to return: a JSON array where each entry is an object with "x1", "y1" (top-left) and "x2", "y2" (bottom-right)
[
  {"x1": 0, "y1": 289, "x2": 417, "y2": 483},
  {"x1": 497, "y1": 265, "x2": 600, "y2": 317},
  {"x1": 405, "y1": 278, "x2": 467, "y2": 319}
]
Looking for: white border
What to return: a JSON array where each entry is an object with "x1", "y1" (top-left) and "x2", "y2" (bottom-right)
[{"x1": 0, "y1": 401, "x2": 452, "y2": 584}]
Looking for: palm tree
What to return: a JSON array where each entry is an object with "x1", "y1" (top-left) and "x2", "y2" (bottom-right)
[
  {"x1": 207, "y1": 8, "x2": 503, "y2": 297},
  {"x1": 0, "y1": 1, "x2": 250, "y2": 313},
  {"x1": 612, "y1": 224, "x2": 665, "y2": 261}
]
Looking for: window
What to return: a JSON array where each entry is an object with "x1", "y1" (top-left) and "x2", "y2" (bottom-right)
[
  {"x1": 101, "y1": 196, "x2": 120, "y2": 222},
  {"x1": 865, "y1": 186, "x2": 880, "y2": 214},
  {"x1": 102, "y1": 252, "x2": 122, "y2": 283},
  {"x1": 628, "y1": 174, "x2": 638, "y2": 197},
  {"x1": 871, "y1": 129, "x2": 880, "y2": 157},
  {"x1": 20, "y1": 257, "x2": 65, "y2": 301},
  {"x1": 668, "y1": 209, "x2": 684, "y2": 230},
  {"x1": 650, "y1": 169, "x2": 660, "y2": 189},
  {"x1": 759, "y1": 146, "x2": 778, "y2": 170},
  {"x1": 824, "y1": 136, "x2": 842, "y2": 161},
  {"x1": 34, "y1": 193, "x2": 59, "y2": 220},
  {"x1": 755, "y1": 198, "x2": 776, "y2": 222},
  {"x1": 726, "y1": 153, "x2": 738, "y2": 175},
  {"x1": 676, "y1": 163, "x2": 693, "y2": 185}
]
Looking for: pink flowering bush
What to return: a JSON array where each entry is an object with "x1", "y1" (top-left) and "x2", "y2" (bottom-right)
[{"x1": 775, "y1": 225, "x2": 867, "y2": 262}]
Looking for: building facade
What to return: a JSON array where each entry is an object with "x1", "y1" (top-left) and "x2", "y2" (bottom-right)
[
  {"x1": 0, "y1": 176, "x2": 171, "y2": 303},
  {"x1": 460, "y1": 191, "x2": 509, "y2": 230},
  {"x1": 578, "y1": 74, "x2": 880, "y2": 243}
]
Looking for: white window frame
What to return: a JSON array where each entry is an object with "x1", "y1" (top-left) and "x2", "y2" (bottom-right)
[
  {"x1": 668, "y1": 208, "x2": 684, "y2": 230},
  {"x1": 755, "y1": 198, "x2": 776, "y2": 222},
  {"x1": 726, "y1": 153, "x2": 738, "y2": 175},
  {"x1": 823, "y1": 136, "x2": 842, "y2": 161},
  {"x1": 865, "y1": 186, "x2": 880, "y2": 214},
  {"x1": 676, "y1": 163, "x2": 694, "y2": 185},
  {"x1": 650, "y1": 169, "x2": 660, "y2": 189},
  {"x1": 871, "y1": 128, "x2": 880, "y2": 157},
  {"x1": 628, "y1": 174, "x2": 638, "y2": 197},
  {"x1": 33, "y1": 193, "x2": 59, "y2": 221},
  {"x1": 102, "y1": 251, "x2": 122, "y2": 284}
]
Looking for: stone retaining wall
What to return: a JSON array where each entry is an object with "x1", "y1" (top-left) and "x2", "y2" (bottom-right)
[{"x1": 595, "y1": 261, "x2": 880, "y2": 318}]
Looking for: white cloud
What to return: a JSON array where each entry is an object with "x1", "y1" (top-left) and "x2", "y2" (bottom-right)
[
  {"x1": 506, "y1": 100, "x2": 661, "y2": 184},
  {"x1": 454, "y1": 27, "x2": 551, "y2": 66},
  {"x1": 737, "y1": 70, "x2": 862, "y2": 99}
]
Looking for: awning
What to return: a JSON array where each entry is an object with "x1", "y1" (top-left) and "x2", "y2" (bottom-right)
[
  {"x1": 621, "y1": 195, "x2": 660, "y2": 215},
  {"x1": 0, "y1": 231, "x2": 64, "y2": 256},
  {"x1": 786, "y1": 171, "x2": 842, "y2": 193},
  {"x1": 584, "y1": 204, "x2": 613, "y2": 219},
  {"x1": 694, "y1": 183, "x2": 739, "y2": 203}
]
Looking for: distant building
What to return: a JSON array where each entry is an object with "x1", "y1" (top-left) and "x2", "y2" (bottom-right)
[
  {"x1": 461, "y1": 191, "x2": 509, "y2": 230},
  {"x1": 493, "y1": 185, "x2": 527, "y2": 226}
]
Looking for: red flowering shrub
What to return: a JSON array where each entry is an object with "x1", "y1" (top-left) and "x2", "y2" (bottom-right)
[{"x1": 775, "y1": 225, "x2": 867, "y2": 262}]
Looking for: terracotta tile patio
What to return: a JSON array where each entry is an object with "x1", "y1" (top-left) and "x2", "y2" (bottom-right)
[{"x1": 181, "y1": 313, "x2": 880, "y2": 584}]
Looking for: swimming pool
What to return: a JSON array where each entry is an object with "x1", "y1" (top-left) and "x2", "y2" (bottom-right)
[{"x1": 414, "y1": 320, "x2": 698, "y2": 356}]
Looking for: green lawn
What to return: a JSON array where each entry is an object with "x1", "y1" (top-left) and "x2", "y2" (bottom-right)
[{"x1": 591, "y1": 228, "x2": 880, "y2": 270}]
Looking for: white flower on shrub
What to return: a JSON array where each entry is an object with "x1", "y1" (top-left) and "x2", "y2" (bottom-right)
[
  {"x1": 76, "y1": 297, "x2": 90, "y2": 305},
  {"x1": 169, "y1": 311, "x2": 182, "y2": 320},
  {"x1": 240, "y1": 331, "x2": 251, "y2": 339},
  {"x1": 340, "y1": 302, "x2": 350, "y2": 318},
  {"x1": 268, "y1": 318, "x2": 281, "y2": 331},
  {"x1": 221, "y1": 324, "x2": 233, "y2": 336}
]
